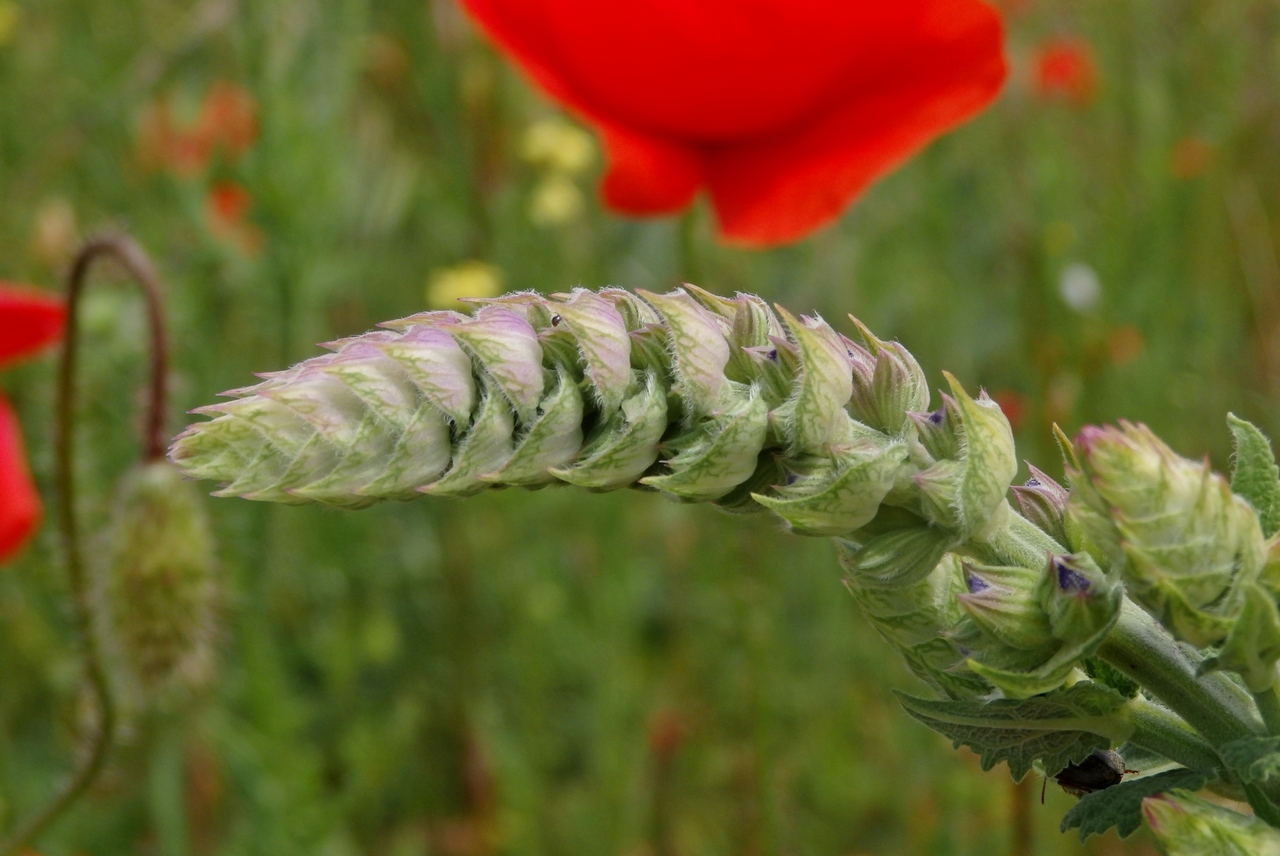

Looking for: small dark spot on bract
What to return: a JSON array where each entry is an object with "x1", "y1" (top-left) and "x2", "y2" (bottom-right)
[
  {"x1": 966, "y1": 572, "x2": 990, "y2": 594},
  {"x1": 1026, "y1": 477, "x2": 1041, "y2": 487},
  {"x1": 551, "y1": 314, "x2": 562, "y2": 326},
  {"x1": 766, "y1": 348, "x2": 778, "y2": 362},
  {"x1": 1055, "y1": 559, "x2": 1091, "y2": 593},
  {"x1": 929, "y1": 408, "x2": 944, "y2": 424}
]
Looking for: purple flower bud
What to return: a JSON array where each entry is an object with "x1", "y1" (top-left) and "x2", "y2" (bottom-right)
[{"x1": 1011, "y1": 463, "x2": 1070, "y2": 546}]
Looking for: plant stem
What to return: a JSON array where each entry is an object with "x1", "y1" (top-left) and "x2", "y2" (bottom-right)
[
  {"x1": 976, "y1": 510, "x2": 1264, "y2": 748},
  {"x1": 1254, "y1": 683, "x2": 1280, "y2": 735},
  {"x1": 1098, "y1": 600, "x2": 1263, "y2": 747},
  {"x1": 1125, "y1": 696, "x2": 1224, "y2": 772},
  {"x1": 677, "y1": 206, "x2": 703, "y2": 284},
  {"x1": 0, "y1": 234, "x2": 168, "y2": 855}
]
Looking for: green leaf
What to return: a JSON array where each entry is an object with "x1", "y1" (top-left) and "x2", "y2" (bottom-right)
[
  {"x1": 1200, "y1": 583, "x2": 1280, "y2": 692},
  {"x1": 1060, "y1": 768, "x2": 1209, "y2": 840},
  {"x1": 1229, "y1": 414, "x2": 1280, "y2": 538},
  {"x1": 1220, "y1": 736, "x2": 1280, "y2": 827},
  {"x1": 895, "y1": 682, "x2": 1130, "y2": 781}
]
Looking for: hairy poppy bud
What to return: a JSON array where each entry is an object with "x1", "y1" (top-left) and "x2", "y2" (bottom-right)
[
  {"x1": 1067, "y1": 422, "x2": 1267, "y2": 648},
  {"x1": 107, "y1": 461, "x2": 217, "y2": 693}
]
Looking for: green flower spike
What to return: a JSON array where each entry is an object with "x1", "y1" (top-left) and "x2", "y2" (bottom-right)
[
  {"x1": 958, "y1": 553, "x2": 1121, "y2": 699},
  {"x1": 1068, "y1": 422, "x2": 1267, "y2": 648},
  {"x1": 171, "y1": 288, "x2": 938, "y2": 535}
]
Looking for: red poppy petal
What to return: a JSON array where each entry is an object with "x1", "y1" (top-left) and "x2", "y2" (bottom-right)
[
  {"x1": 0, "y1": 395, "x2": 41, "y2": 564},
  {"x1": 598, "y1": 125, "x2": 702, "y2": 214},
  {"x1": 0, "y1": 284, "x2": 65, "y2": 369},
  {"x1": 705, "y1": 5, "x2": 1006, "y2": 246}
]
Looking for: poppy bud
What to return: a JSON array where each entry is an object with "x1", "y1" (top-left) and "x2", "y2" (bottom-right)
[
  {"x1": 1067, "y1": 422, "x2": 1267, "y2": 648},
  {"x1": 847, "y1": 317, "x2": 929, "y2": 435},
  {"x1": 1141, "y1": 792, "x2": 1280, "y2": 854},
  {"x1": 108, "y1": 461, "x2": 217, "y2": 694},
  {"x1": 1011, "y1": 464, "x2": 1069, "y2": 546}
]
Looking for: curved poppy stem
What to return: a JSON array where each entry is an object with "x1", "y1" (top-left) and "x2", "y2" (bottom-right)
[{"x1": 0, "y1": 234, "x2": 169, "y2": 856}]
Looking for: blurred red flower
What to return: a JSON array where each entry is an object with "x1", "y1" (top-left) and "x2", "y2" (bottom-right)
[
  {"x1": 206, "y1": 181, "x2": 264, "y2": 256},
  {"x1": 460, "y1": 0, "x2": 1007, "y2": 246},
  {"x1": 1031, "y1": 37, "x2": 1098, "y2": 106},
  {"x1": 1169, "y1": 137, "x2": 1211, "y2": 180},
  {"x1": 991, "y1": 388, "x2": 1028, "y2": 432},
  {"x1": 0, "y1": 285, "x2": 64, "y2": 563},
  {"x1": 138, "y1": 81, "x2": 257, "y2": 176}
]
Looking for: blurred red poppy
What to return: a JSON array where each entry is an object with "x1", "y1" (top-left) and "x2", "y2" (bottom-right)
[
  {"x1": 991, "y1": 388, "x2": 1028, "y2": 432},
  {"x1": 1031, "y1": 37, "x2": 1098, "y2": 106},
  {"x1": 460, "y1": 0, "x2": 1007, "y2": 246},
  {"x1": 0, "y1": 284, "x2": 64, "y2": 563},
  {"x1": 138, "y1": 81, "x2": 257, "y2": 176},
  {"x1": 206, "y1": 181, "x2": 264, "y2": 256}
]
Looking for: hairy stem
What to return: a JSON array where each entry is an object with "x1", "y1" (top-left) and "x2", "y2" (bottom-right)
[
  {"x1": 0, "y1": 234, "x2": 168, "y2": 855},
  {"x1": 1124, "y1": 696, "x2": 1224, "y2": 773},
  {"x1": 1098, "y1": 600, "x2": 1263, "y2": 747},
  {"x1": 1254, "y1": 683, "x2": 1280, "y2": 735}
]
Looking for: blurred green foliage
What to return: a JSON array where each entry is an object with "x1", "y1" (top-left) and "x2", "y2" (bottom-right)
[{"x1": 2, "y1": 0, "x2": 1279, "y2": 853}]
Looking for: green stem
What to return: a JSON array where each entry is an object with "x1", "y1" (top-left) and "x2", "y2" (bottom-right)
[
  {"x1": 676, "y1": 207, "x2": 703, "y2": 284},
  {"x1": 1125, "y1": 696, "x2": 1223, "y2": 773},
  {"x1": 970, "y1": 503, "x2": 1064, "y2": 569},
  {"x1": 975, "y1": 511, "x2": 1263, "y2": 747},
  {"x1": 1254, "y1": 683, "x2": 1280, "y2": 735},
  {"x1": 1098, "y1": 600, "x2": 1263, "y2": 747},
  {"x1": 0, "y1": 234, "x2": 168, "y2": 855}
]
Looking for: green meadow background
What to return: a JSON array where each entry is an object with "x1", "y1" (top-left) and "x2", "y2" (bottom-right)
[{"x1": 2, "y1": 0, "x2": 1279, "y2": 853}]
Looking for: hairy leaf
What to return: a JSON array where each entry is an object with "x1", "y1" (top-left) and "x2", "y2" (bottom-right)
[
  {"x1": 1229, "y1": 414, "x2": 1280, "y2": 538},
  {"x1": 1220, "y1": 736, "x2": 1280, "y2": 826},
  {"x1": 1060, "y1": 768, "x2": 1209, "y2": 840},
  {"x1": 895, "y1": 682, "x2": 1130, "y2": 781}
]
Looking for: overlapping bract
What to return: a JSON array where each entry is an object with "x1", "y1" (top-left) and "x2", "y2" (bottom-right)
[
  {"x1": 171, "y1": 287, "x2": 1015, "y2": 540},
  {"x1": 1066, "y1": 422, "x2": 1268, "y2": 649}
]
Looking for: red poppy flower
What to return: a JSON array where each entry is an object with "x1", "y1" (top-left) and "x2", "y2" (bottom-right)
[
  {"x1": 990, "y1": 388, "x2": 1028, "y2": 433},
  {"x1": 138, "y1": 81, "x2": 257, "y2": 176},
  {"x1": 0, "y1": 284, "x2": 64, "y2": 563},
  {"x1": 460, "y1": 0, "x2": 1007, "y2": 246},
  {"x1": 1031, "y1": 37, "x2": 1098, "y2": 106},
  {"x1": 205, "y1": 181, "x2": 264, "y2": 256}
]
